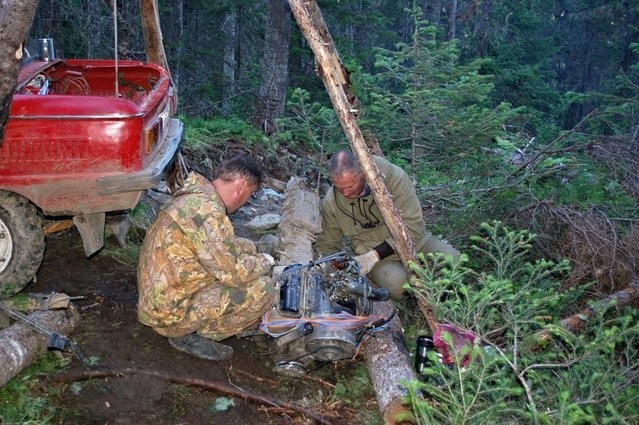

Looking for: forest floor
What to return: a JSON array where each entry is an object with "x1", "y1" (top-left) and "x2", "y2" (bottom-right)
[{"x1": 21, "y1": 180, "x2": 383, "y2": 425}]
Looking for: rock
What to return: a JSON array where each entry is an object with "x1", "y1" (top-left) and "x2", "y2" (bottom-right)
[
  {"x1": 256, "y1": 234, "x2": 280, "y2": 255},
  {"x1": 245, "y1": 213, "x2": 281, "y2": 231},
  {"x1": 257, "y1": 188, "x2": 284, "y2": 202}
]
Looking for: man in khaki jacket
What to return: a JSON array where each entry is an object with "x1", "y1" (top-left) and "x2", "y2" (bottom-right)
[
  {"x1": 314, "y1": 150, "x2": 459, "y2": 300},
  {"x1": 138, "y1": 155, "x2": 275, "y2": 361}
]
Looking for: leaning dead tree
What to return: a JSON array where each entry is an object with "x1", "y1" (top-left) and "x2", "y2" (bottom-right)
[
  {"x1": 139, "y1": 0, "x2": 171, "y2": 73},
  {"x1": 287, "y1": 0, "x2": 442, "y2": 421},
  {"x1": 287, "y1": 0, "x2": 439, "y2": 335}
]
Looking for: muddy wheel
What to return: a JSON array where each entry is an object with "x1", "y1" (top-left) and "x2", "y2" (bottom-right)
[{"x1": 0, "y1": 191, "x2": 45, "y2": 298}]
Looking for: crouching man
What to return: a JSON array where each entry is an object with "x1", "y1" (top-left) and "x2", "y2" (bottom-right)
[{"x1": 137, "y1": 155, "x2": 275, "y2": 361}]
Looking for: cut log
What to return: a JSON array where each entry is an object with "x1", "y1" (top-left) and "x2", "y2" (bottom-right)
[
  {"x1": 364, "y1": 301, "x2": 418, "y2": 424},
  {"x1": 274, "y1": 177, "x2": 321, "y2": 268},
  {"x1": 0, "y1": 305, "x2": 80, "y2": 387},
  {"x1": 275, "y1": 176, "x2": 418, "y2": 423}
]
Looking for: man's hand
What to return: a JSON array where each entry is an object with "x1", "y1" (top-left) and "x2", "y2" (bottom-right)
[{"x1": 354, "y1": 250, "x2": 380, "y2": 274}]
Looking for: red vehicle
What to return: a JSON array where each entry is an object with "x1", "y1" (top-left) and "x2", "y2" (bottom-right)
[{"x1": 0, "y1": 50, "x2": 183, "y2": 296}]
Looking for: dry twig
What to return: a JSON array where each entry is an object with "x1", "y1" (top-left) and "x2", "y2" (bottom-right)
[{"x1": 51, "y1": 367, "x2": 335, "y2": 425}]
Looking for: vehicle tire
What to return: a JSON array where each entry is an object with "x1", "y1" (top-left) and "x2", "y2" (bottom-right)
[{"x1": 0, "y1": 191, "x2": 45, "y2": 298}]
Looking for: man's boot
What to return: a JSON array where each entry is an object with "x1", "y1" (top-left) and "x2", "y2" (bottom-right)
[{"x1": 168, "y1": 333, "x2": 233, "y2": 361}]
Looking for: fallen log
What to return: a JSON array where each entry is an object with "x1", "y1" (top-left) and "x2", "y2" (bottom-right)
[
  {"x1": 275, "y1": 176, "x2": 418, "y2": 423},
  {"x1": 529, "y1": 281, "x2": 639, "y2": 350},
  {"x1": 364, "y1": 300, "x2": 418, "y2": 424},
  {"x1": 0, "y1": 304, "x2": 80, "y2": 387},
  {"x1": 274, "y1": 176, "x2": 321, "y2": 268}
]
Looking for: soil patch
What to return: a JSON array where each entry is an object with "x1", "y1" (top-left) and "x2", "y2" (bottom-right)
[{"x1": 22, "y1": 204, "x2": 379, "y2": 424}]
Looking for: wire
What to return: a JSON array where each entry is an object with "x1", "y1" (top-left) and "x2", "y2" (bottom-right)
[{"x1": 113, "y1": 0, "x2": 119, "y2": 96}]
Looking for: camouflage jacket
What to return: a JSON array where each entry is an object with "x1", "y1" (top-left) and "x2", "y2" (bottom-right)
[
  {"x1": 314, "y1": 156, "x2": 431, "y2": 259},
  {"x1": 137, "y1": 172, "x2": 271, "y2": 328}
]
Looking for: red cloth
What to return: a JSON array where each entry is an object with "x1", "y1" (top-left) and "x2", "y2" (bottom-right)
[{"x1": 433, "y1": 323, "x2": 478, "y2": 366}]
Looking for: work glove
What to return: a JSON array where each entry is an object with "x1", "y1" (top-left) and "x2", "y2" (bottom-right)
[
  {"x1": 261, "y1": 253, "x2": 276, "y2": 267},
  {"x1": 354, "y1": 250, "x2": 380, "y2": 275}
]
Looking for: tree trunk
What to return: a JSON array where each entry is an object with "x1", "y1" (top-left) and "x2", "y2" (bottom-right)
[
  {"x1": 288, "y1": 0, "x2": 439, "y2": 333},
  {"x1": 0, "y1": 0, "x2": 39, "y2": 144},
  {"x1": 529, "y1": 281, "x2": 639, "y2": 351},
  {"x1": 446, "y1": 0, "x2": 458, "y2": 41},
  {"x1": 475, "y1": 0, "x2": 493, "y2": 57},
  {"x1": 255, "y1": 0, "x2": 292, "y2": 135},
  {"x1": 222, "y1": 7, "x2": 239, "y2": 116},
  {"x1": 275, "y1": 176, "x2": 322, "y2": 268},
  {"x1": 0, "y1": 306, "x2": 81, "y2": 387},
  {"x1": 174, "y1": 0, "x2": 184, "y2": 88},
  {"x1": 364, "y1": 300, "x2": 418, "y2": 424},
  {"x1": 139, "y1": 0, "x2": 171, "y2": 72},
  {"x1": 423, "y1": 0, "x2": 442, "y2": 26}
]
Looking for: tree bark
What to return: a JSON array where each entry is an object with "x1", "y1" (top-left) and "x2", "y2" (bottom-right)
[
  {"x1": 446, "y1": 0, "x2": 458, "y2": 41},
  {"x1": 0, "y1": 305, "x2": 80, "y2": 387},
  {"x1": 0, "y1": 0, "x2": 39, "y2": 144},
  {"x1": 255, "y1": 0, "x2": 292, "y2": 135},
  {"x1": 174, "y1": 0, "x2": 184, "y2": 88},
  {"x1": 423, "y1": 0, "x2": 442, "y2": 27},
  {"x1": 275, "y1": 176, "x2": 321, "y2": 268},
  {"x1": 364, "y1": 301, "x2": 418, "y2": 424},
  {"x1": 475, "y1": 0, "x2": 493, "y2": 57},
  {"x1": 222, "y1": 6, "x2": 239, "y2": 116}
]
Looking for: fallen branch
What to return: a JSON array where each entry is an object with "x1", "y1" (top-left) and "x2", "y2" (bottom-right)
[
  {"x1": 50, "y1": 367, "x2": 334, "y2": 425},
  {"x1": 529, "y1": 281, "x2": 639, "y2": 350}
]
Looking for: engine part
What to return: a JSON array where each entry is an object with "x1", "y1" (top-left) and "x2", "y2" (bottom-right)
[
  {"x1": 274, "y1": 360, "x2": 307, "y2": 377},
  {"x1": 263, "y1": 253, "x2": 392, "y2": 375},
  {"x1": 304, "y1": 327, "x2": 357, "y2": 361}
]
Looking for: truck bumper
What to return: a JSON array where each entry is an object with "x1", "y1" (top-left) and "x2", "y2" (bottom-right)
[{"x1": 97, "y1": 118, "x2": 184, "y2": 195}]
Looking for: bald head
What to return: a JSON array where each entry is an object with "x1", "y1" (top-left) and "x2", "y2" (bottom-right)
[
  {"x1": 328, "y1": 150, "x2": 361, "y2": 180},
  {"x1": 328, "y1": 150, "x2": 366, "y2": 199}
]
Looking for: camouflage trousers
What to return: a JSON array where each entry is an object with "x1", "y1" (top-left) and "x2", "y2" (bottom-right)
[{"x1": 151, "y1": 276, "x2": 275, "y2": 341}]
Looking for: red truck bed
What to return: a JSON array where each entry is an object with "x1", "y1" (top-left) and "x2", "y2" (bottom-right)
[{"x1": 0, "y1": 57, "x2": 183, "y2": 296}]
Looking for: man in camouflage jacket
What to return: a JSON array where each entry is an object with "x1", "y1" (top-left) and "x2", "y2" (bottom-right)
[
  {"x1": 138, "y1": 155, "x2": 275, "y2": 361},
  {"x1": 314, "y1": 150, "x2": 459, "y2": 300}
]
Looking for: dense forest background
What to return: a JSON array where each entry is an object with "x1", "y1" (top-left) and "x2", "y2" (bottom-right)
[
  {"x1": 27, "y1": 0, "x2": 638, "y2": 292},
  {"x1": 29, "y1": 1, "x2": 639, "y2": 129},
  {"x1": 12, "y1": 2, "x2": 639, "y2": 423}
]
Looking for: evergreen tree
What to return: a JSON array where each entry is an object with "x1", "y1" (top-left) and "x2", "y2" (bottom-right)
[{"x1": 358, "y1": 6, "x2": 518, "y2": 181}]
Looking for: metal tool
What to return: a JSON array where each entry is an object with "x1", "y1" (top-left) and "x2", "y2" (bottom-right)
[{"x1": 0, "y1": 300, "x2": 91, "y2": 366}]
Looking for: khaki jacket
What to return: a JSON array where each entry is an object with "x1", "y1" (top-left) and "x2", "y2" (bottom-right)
[
  {"x1": 314, "y1": 156, "x2": 431, "y2": 259},
  {"x1": 137, "y1": 172, "x2": 271, "y2": 328}
]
